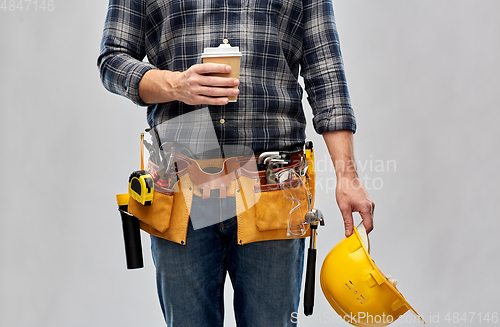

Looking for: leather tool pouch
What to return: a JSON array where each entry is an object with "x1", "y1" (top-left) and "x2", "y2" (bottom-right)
[
  {"x1": 128, "y1": 189, "x2": 174, "y2": 233},
  {"x1": 255, "y1": 167, "x2": 315, "y2": 232},
  {"x1": 235, "y1": 161, "x2": 316, "y2": 244},
  {"x1": 127, "y1": 160, "x2": 193, "y2": 244}
]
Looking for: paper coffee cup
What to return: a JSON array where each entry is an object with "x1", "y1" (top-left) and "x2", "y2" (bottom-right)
[{"x1": 202, "y1": 43, "x2": 242, "y2": 102}]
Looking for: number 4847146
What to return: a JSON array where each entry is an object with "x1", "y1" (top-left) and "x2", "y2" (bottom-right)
[{"x1": 1, "y1": 0, "x2": 55, "y2": 11}]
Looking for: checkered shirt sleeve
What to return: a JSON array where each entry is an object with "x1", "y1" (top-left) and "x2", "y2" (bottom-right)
[
  {"x1": 97, "y1": 0, "x2": 156, "y2": 106},
  {"x1": 301, "y1": 0, "x2": 356, "y2": 133}
]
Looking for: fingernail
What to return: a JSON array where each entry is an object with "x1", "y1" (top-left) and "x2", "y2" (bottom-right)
[
  {"x1": 233, "y1": 89, "x2": 239, "y2": 95},
  {"x1": 234, "y1": 79, "x2": 240, "y2": 86}
]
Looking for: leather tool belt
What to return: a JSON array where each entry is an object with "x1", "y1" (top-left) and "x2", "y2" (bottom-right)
[
  {"x1": 127, "y1": 150, "x2": 315, "y2": 245},
  {"x1": 149, "y1": 152, "x2": 304, "y2": 198}
]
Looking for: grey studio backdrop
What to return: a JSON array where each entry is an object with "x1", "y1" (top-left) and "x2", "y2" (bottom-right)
[{"x1": 0, "y1": 0, "x2": 499, "y2": 326}]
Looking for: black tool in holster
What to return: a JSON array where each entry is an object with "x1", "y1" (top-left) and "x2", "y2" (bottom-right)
[{"x1": 118, "y1": 203, "x2": 144, "y2": 270}]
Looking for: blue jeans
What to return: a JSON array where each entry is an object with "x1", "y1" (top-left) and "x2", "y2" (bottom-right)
[{"x1": 151, "y1": 197, "x2": 305, "y2": 327}]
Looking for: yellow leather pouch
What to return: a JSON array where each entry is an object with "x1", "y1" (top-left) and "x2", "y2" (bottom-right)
[
  {"x1": 128, "y1": 190, "x2": 173, "y2": 233},
  {"x1": 254, "y1": 184, "x2": 309, "y2": 232},
  {"x1": 236, "y1": 171, "x2": 315, "y2": 245},
  {"x1": 128, "y1": 173, "x2": 194, "y2": 245}
]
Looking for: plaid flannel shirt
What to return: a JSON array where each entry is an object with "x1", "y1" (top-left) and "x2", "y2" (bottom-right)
[{"x1": 98, "y1": 0, "x2": 356, "y2": 154}]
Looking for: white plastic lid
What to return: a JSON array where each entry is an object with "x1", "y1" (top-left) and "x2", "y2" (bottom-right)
[{"x1": 202, "y1": 43, "x2": 242, "y2": 58}]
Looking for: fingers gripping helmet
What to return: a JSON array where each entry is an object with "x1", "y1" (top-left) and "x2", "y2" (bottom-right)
[{"x1": 320, "y1": 224, "x2": 425, "y2": 326}]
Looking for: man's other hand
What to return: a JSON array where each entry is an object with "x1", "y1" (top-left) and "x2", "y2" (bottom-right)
[{"x1": 335, "y1": 174, "x2": 375, "y2": 237}]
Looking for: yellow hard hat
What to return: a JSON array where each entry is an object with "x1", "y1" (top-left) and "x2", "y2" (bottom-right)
[{"x1": 320, "y1": 224, "x2": 425, "y2": 326}]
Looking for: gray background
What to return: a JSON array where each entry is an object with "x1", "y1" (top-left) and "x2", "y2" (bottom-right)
[{"x1": 1, "y1": 0, "x2": 499, "y2": 326}]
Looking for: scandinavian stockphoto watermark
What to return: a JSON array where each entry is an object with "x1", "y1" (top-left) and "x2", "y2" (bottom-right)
[
  {"x1": 314, "y1": 154, "x2": 397, "y2": 193},
  {"x1": 1, "y1": 0, "x2": 54, "y2": 11},
  {"x1": 291, "y1": 311, "x2": 499, "y2": 325}
]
